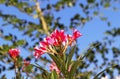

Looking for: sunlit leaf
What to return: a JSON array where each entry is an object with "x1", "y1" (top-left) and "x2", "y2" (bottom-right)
[{"x1": 50, "y1": 70, "x2": 59, "y2": 79}]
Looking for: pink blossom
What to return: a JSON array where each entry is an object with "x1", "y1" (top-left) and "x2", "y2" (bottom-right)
[
  {"x1": 73, "y1": 29, "x2": 82, "y2": 40},
  {"x1": 45, "y1": 36, "x2": 55, "y2": 45},
  {"x1": 50, "y1": 29, "x2": 67, "y2": 46},
  {"x1": 50, "y1": 62, "x2": 60, "y2": 74},
  {"x1": 67, "y1": 29, "x2": 82, "y2": 45},
  {"x1": 34, "y1": 41, "x2": 50, "y2": 58},
  {"x1": 9, "y1": 48, "x2": 20, "y2": 59},
  {"x1": 67, "y1": 34, "x2": 73, "y2": 45},
  {"x1": 34, "y1": 47, "x2": 45, "y2": 59},
  {"x1": 40, "y1": 41, "x2": 48, "y2": 47},
  {"x1": 68, "y1": 64, "x2": 72, "y2": 72},
  {"x1": 33, "y1": 29, "x2": 82, "y2": 58}
]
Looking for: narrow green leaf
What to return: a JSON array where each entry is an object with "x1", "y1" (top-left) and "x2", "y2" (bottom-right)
[
  {"x1": 93, "y1": 67, "x2": 110, "y2": 79},
  {"x1": 66, "y1": 45, "x2": 76, "y2": 68},
  {"x1": 16, "y1": 40, "x2": 25, "y2": 45},
  {"x1": 68, "y1": 59, "x2": 82, "y2": 79},
  {"x1": 24, "y1": 65, "x2": 33, "y2": 72},
  {"x1": 50, "y1": 71, "x2": 54, "y2": 79},
  {"x1": 32, "y1": 63, "x2": 48, "y2": 73},
  {"x1": 50, "y1": 70, "x2": 59, "y2": 79},
  {"x1": 4, "y1": 35, "x2": 12, "y2": 40},
  {"x1": 78, "y1": 43, "x2": 101, "y2": 60},
  {"x1": 49, "y1": 54, "x2": 61, "y2": 69},
  {"x1": 49, "y1": 54, "x2": 66, "y2": 76},
  {"x1": 32, "y1": 63, "x2": 50, "y2": 79},
  {"x1": 0, "y1": 0, "x2": 5, "y2": 4}
]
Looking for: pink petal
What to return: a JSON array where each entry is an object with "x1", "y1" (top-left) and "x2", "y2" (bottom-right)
[
  {"x1": 9, "y1": 48, "x2": 20, "y2": 58},
  {"x1": 73, "y1": 29, "x2": 82, "y2": 40}
]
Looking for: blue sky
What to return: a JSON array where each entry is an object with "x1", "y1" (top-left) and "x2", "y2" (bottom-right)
[{"x1": 0, "y1": 0, "x2": 120, "y2": 78}]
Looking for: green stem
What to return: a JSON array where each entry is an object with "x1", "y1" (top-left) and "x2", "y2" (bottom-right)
[
  {"x1": 62, "y1": 43, "x2": 69, "y2": 54},
  {"x1": 14, "y1": 60, "x2": 18, "y2": 79}
]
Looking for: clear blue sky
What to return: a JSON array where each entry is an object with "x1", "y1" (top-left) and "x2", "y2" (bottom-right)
[{"x1": 0, "y1": 0, "x2": 120, "y2": 78}]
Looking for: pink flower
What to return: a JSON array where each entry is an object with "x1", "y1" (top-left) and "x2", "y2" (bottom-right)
[
  {"x1": 45, "y1": 36, "x2": 55, "y2": 45},
  {"x1": 67, "y1": 34, "x2": 73, "y2": 45},
  {"x1": 73, "y1": 29, "x2": 82, "y2": 40},
  {"x1": 34, "y1": 47, "x2": 45, "y2": 59},
  {"x1": 34, "y1": 40, "x2": 50, "y2": 59},
  {"x1": 34, "y1": 42, "x2": 49, "y2": 59},
  {"x1": 33, "y1": 29, "x2": 82, "y2": 58},
  {"x1": 50, "y1": 62, "x2": 60, "y2": 74},
  {"x1": 40, "y1": 41, "x2": 48, "y2": 48},
  {"x1": 50, "y1": 29, "x2": 67, "y2": 46},
  {"x1": 68, "y1": 64, "x2": 72, "y2": 72},
  {"x1": 9, "y1": 48, "x2": 20, "y2": 59},
  {"x1": 67, "y1": 29, "x2": 82, "y2": 45}
]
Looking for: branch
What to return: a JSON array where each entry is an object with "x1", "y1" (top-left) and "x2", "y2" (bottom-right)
[{"x1": 36, "y1": 1, "x2": 49, "y2": 35}]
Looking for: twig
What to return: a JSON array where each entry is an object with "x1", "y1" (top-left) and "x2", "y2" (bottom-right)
[
  {"x1": 78, "y1": 43, "x2": 101, "y2": 60},
  {"x1": 35, "y1": 1, "x2": 49, "y2": 35}
]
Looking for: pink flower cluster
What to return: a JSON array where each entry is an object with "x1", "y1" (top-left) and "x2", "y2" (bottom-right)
[
  {"x1": 9, "y1": 48, "x2": 20, "y2": 59},
  {"x1": 34, "y1": 29, "x2": 82, "y2": 59}
]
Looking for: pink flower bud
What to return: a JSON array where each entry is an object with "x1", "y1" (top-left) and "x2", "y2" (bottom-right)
[
  {"x1": 34, "y1": 47, "x2": 45, "y2": 59},
  {"x1": 73, "y1": 29, "x2": 82, "y2": 40},
  {"x1": 9, "y1": 48, "x2": 20, "y2": 59},
  {"x1": 23, "y1": 60, "x2": 30, "y2": 66}
]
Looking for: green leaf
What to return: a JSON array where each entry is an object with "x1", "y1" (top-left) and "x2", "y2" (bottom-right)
[
  {"x1": 68, "y1": 59, "x2": 82, "y2": 79},
  {"x1": 87, "y1": 0, "x2": 95, "y2": 3},
  {"x1": 49, "y1": 54, "x2": 61, "y2": 68},
  {"x1": 17, "y1": 56, "x2": 23, "y2": 68},
  {"x1": 1, "y1": 44, "x2": 10, "y2": 53},
  {"x1": 104, "y1": 3, "x2": 110, "y2": 8},
  {"x1": 66, "y1": 45, "x2": 76, "y2": 69},
  {"x1": 32, "y1": 63, "x2": 49, "y2": 74},
  {"x1": 78, "y1": 42, "x2": 101, "y2": 60},
  {"x1": 4, "y1": 35, "x2": 13, "y2": 41},
  {"x1": 24, "y1": 65, "x2": 33, "y2": 72},
  {"x1": 0, "y1": 0, "x2": 5, "y2": 4},
  {"x1": 93, "y1": 67, "x2": 110, "y2": 79},
  {"x1": 16, "y1": 40, "x2": 25, "y2": 45},
  {"x1": 33, "y1": 63, "x2": 50, "y2": 79},
  {"x1": 50, "y1": 70, "x2": 59, "y2": 79},
  {"x1": 49, "y1": 54, "x2": 66, "y2": 76}
]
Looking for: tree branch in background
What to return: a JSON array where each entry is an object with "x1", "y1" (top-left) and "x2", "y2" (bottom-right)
[{"x1": 36, "y1": 1, "x2": 49, "y2": 35}]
